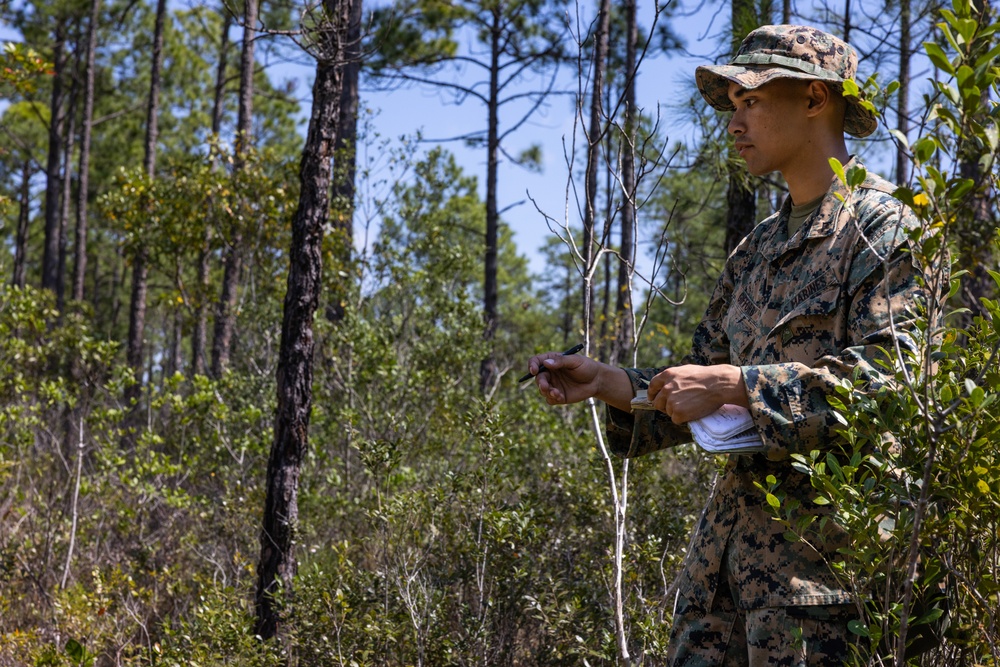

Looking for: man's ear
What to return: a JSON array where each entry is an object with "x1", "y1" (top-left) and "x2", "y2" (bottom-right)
[{"x1": 805, "y1": 81, "x2": 831, "y2": 114}]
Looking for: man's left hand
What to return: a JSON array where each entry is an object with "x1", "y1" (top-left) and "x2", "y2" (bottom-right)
[{"x1": 647, "y1": 364, "x2": 749, "y2": 424}]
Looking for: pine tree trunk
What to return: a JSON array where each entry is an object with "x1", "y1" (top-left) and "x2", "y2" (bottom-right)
[
  {"x1": 42, "y1": 21, "x2": 66, "y2": 294},
  {"x1": 255, "y1": 0, "x2": 347, "y2": 640},
  {"x1": 582, "y1": 0, "x2": 611, "y2": 349},
  {"x1": 13, "y1": 161, "x2": 31, "y2": 288},
  {"x1": 193, "y1": 7, "x2": 232, "y2": 376},
  {"x1": 479, "y1": 5, "x2": 502, "y2": 393},
  {"x1": 326, "y1": 0, "x2": 363, "y2": 323},
  {"x1": 126, "y1": 0, "x2": 167, "y2": 407},
  {"x1": 843, "y1": 0, "x2": 852, "y2": 43},
  {"x1": 212, "y1": 0, "x2": 257, "y2": 376},
  {"x1": 613, "y1": 0, "x2": 637, "y2": 365},
  {"x1": 896, "y1": 0, "x2": 910, "y2": 184},
  {"x1": 58, "y1": 71, "x2": 78, "y2": 313},
  {"x1": 73, "y1": 0, "x2": 100, "y2": 303},
  {"x1": 724, "y1": 0, "x2": 760, "y2": 254}
]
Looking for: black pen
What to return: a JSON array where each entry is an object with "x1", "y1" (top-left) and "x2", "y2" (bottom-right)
[{"x1": 518, "y1": 343, "x2": 585, "y2": 383}]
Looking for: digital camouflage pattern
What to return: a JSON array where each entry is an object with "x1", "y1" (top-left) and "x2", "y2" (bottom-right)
[
  {"x1": 695, "y1": 25, "x2": 878, "y2": 138},
  {"x1": 605, "y1": 160, "x2": 938, "y2": 662},
  {"x1": 669, "y1": 590, "x2": 857, "y2": 666}
]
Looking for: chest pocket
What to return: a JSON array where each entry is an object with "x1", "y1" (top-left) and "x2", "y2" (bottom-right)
[
  {"x1": 725, "y1": 284, "x2": 762, "y2": 363},
  {"x1": 769, "y1": 278, "x2": 843, "y2": 357}
]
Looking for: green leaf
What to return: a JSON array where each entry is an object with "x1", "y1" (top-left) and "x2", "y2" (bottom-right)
[
  {"x1": 812, "y1": 495, "x2": 831, "y2": 506},
  {"x1": 956, "y1": 64, "x2": 974, "y2": 88},
  {"x1": 846, "y1": 165, "x2": 867, "y2": 188},
  {"x1": 976, "y1": 42, "x2": 1000, "y2": 70},
  {"x1": 914, "y1": 606, "x2": 946, "y2": 625},
  {"x1": 848, "y1": 619, "x2": 870, "y2": 637},
  {"x1": 828, "y1": 157, "x2": 847, "y2": 185},
  {"x1": 950, "y1": 178, "x2": 975, "y2": 201},
  {"x1": 924, "y1": 42, "x2": 955, "y2": 75},
  {"x1": 766, "y1": 493, "x2": 781, "y2": 509},
  {"x1": 65, "y1": 639, "x2": 86, "y2": 663},
  {"x1": 913, "y1": 137, "x2": 938, "y2": 163},
  {"x1": 888, "y1": 129, "x2": 910, "y2": 151},
  {"x1": 791, "y1": 461, "x2": 812, "y2": 475}
]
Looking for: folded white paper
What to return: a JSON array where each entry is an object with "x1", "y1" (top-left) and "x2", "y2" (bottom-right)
[
  {"x1": 689, "y1": 404, "x2": 763, "y2": 453},
  {"x1": 630, "y1": 392, "x2": 763, "y2": 454}
]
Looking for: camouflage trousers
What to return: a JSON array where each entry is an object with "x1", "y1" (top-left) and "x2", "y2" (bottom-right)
[{"x1": 666, "y1": 551, "x2": 858, "y2": 667}]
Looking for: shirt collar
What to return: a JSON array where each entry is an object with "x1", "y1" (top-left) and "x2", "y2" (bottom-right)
[{"x1": 760, "y1": 157, "x2": 863, "y2": 261}]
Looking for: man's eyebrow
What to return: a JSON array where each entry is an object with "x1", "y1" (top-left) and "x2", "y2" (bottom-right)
[{"x1": 727, "y1": 86, "x2": 750, "y2": 105}]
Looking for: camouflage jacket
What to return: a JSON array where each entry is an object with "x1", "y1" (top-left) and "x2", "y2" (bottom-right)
[{"x1": 606, "y1": 162, "x2": 934, "y2": 610}]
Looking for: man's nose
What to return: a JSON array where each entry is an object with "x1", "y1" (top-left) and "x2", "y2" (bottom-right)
[{"x1": 727, "y1": 112, "x2": 743, "y2": 136}]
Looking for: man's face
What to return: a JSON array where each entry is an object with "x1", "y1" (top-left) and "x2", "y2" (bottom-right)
[{"x1": 726, "y1": 79, "x2": 812, "y2": 177}]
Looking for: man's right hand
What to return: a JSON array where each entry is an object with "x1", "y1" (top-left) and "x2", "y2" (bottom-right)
[{"x1": 525, "y1": 352, "x2": 634, "y2": 411}]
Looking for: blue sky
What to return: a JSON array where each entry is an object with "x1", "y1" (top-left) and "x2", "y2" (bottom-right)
[{"x1": 348, "y1": 1, "x2": 724, "y2": 276}]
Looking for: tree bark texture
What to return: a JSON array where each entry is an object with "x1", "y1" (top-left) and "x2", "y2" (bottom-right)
[
  {"x1": 213, "y1": 0, "x2": 257, "y2": 377},
  {"x1": 73, "y1": 0, "x2": 100, "y2": 303},
  {"x1": 582, "y1": 0, "x2": 611, "y2": 348},
  {"x1": 613, "y1": 0, "x2": 637, "y2": 365},
  {"x1": 42, "y1": 21, "x2": 66, "y2": 294},
  {"x1": 326, "y1": 0, "x2": 363, "y2": 323},
  {"x1": 255, "y1": 0, "x2": 348, "y2": 640},
  {"x1": 194, "y1": 7, "x2": 232, "y2": 376},
  {"x1": 478, "y1": 6, "x2": 502, "y2": 393},
  {"x1": 58, "y1": 64, "x2": 79, "y2": 312},
  {"x1": 724, "y1": 0, "x2": 761, "y2": 254},
  {"x1": 13, "y1": 161, "x2": 31, "y2": 288},
  {"x1": 126, "y1": 0, "x2": 167, "y2": 406},
  {"x1": 895, "y1": 0, "x2": 911, "y2": 184}
]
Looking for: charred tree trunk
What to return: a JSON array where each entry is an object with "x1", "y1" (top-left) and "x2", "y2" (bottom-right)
[
  {"x1": 73, "y1": 0, "x2": 100, "y2": 304},
  {"x1": 582, "y1": 0, "x2": 611, "y2": 348},
  {"x1": 612, "y1": 0, "x2": 637, "y2": 365},
  {"x1": 13, "y1": 161, "x2": 32, "y2": 289},
  {"x1": 42, "y1": 21, "x2": 67, "y2": 294},
  {"x1": 326, "y1": 0, "x2": 363, "y2": 324},
  {"x1": 193, "y1": 7, "x2": 232, "y2": 376},
  {"x1": 58, "y1": 63, "x2": 79, "y2": 313},
  {"x1": 724, "y1": 0, "x2": 761, "y2": 254},
  {"x1": 126, "y1": 0, "x2": 167, "y2": 408},
  {"x1": 479, "y1": 6, "x2": 502, "y2": 393},
  {"x1": 213, "y1": 0, "x2": 257, "y2": 377},
  {"x1": 895, "y1": 0, "x2": 911, "y2": 184},
  {"x1": 843, "y1": 0, "x2": 852, "y2": 43},
  {"x1": 255, "y1": 0, "x2": 348, "y2": 641}
]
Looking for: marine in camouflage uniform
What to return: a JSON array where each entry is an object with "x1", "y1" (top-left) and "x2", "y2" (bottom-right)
[
  {"x1": 528, "y1": 26, "x2": 930, "y2": 667},
  {"x1": 539, "y1": 25, "x2": 938, "y2": 667},
  {"x1": 606, "y1": 167, "x2": 928, "y2": 665}
]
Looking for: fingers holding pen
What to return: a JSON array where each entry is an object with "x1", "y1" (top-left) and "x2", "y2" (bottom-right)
[{"x1": 528, "y1": 353, "x2": 576, "y2": 404}]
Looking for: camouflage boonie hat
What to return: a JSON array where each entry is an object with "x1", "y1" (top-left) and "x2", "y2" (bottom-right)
[{"x1": 695, "y1": 24, "x2": 877, "y2": 138}]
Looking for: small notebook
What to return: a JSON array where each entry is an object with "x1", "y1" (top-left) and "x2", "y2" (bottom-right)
[{"x1": 630, "y1": 392, "x2": 763, "y2": 454}]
